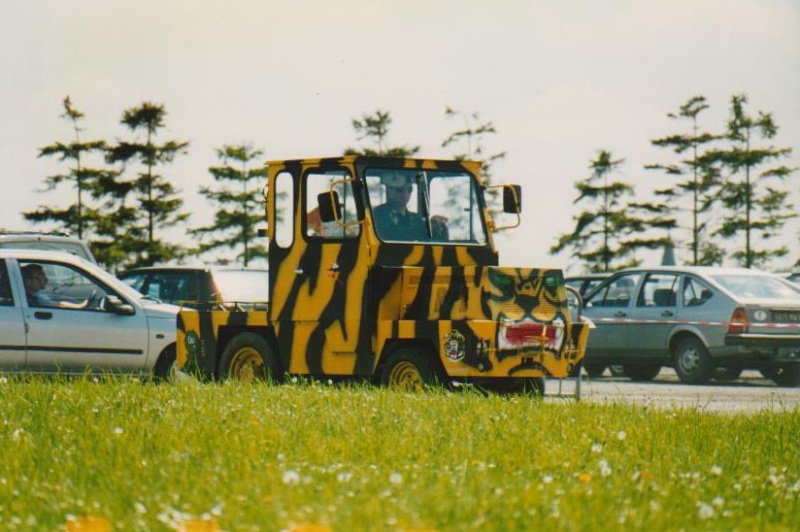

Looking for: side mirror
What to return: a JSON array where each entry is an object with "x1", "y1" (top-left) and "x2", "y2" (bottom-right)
[
  {"x1": 105, "y1": 295, "x2": 135, "y2": 316},
  {"x1": 318, "y1": 191, "x2": 342, "y2": 223},
  {"x1": 503, "y1": 185, "x2": 522, "y2": 214}
]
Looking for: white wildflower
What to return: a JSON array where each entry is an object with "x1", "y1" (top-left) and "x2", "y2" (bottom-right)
[
  {"x1": 282, "y1": 470, "x2": 300, "y2": 486},
  {"x1": 698, "y1": 502, "x2": 714, "y2": 519},
  {"x1": 389, "y1": 472, "x2": 403, "y2": 485},
  {"x1": 710, "y1": 465, "x2": 723, "y2": 476},
  {"x1": 591, "y1": 443, "x2": 603, "y2": 453},
  {"x1": 617, "y1": 430, "x2": 627, "y2": 441}
]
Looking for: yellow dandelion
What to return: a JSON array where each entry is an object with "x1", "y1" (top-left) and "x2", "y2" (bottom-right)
[
  {"x1": 179, "y1": 520, "x2": 221, "y2": 532},
  {"x1": 289, "y1": 526, "x2": 333, "y2": 532},
  {"x1": 65, "y1": 516, "x2": 111, "y2": 532},
  {"x1": 578, "y1": 473, "x2": 592, "y2": 483}
]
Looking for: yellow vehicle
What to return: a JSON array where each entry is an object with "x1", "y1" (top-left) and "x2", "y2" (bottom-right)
[{"x1": 177, "y1": 156, "x2": 589, "y2": 394}]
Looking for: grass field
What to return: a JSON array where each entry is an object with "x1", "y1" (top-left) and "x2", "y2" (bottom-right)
[{"x1": 0, "y1": 376, "x2": 798, "y2": 531}]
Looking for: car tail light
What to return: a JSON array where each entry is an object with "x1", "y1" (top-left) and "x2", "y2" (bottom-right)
[{"x1": 728, "y1": 307, "x2": 748, "y2": 334}]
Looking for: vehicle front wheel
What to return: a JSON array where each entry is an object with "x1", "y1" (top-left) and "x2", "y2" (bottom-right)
[
  {"x1": 220, "y1": 333, "x2": 281, "y2": 383},
  {"x1": 673, "y1": 337, "x2": 714, "y2": 384},
  {"x1": 152, "y1": 345, "x2": 177, "y2": 384},
  {"x1": 771, "y1": 365, "x2": 800, "y2": 387},
  {"x1": 380, "y1": 348, "x2": 440, "y2": 391}
]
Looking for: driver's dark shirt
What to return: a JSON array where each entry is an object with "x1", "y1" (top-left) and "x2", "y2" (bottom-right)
[{"x1": 372, "y1": 204, "x2": 428, "y2": 241}]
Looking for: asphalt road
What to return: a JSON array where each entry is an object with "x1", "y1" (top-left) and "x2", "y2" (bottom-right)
[{"x1": 546, "y1": 368, "x2": 800, "y2": 413}]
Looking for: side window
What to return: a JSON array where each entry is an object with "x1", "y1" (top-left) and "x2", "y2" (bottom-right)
[
  {"x1": 587, "y1": 274, "x2": 641, "y2": 308},
  {"x1": 0, "y1": 261, "x2": 12, "y2": 306},
  {"x1": 304, "y1": 169, "x2": 360, "y2": 239},
  {"x1": 19, "y1": 261, "x2": 115, "y2": 311},
  {"x1": 637, "y1": 273, "x2": 679, "y2": 307},
  {"x1": 683, "y1": 276, "x2": 714, "y2": 307},
  {"x1": 121, "y1": 273, "x2": 147, "y2": 293},
  {"x1": 273, "y1": 171, "x2": 294, "y2": 248},
  {"x1": 148, "y1": 272, "x2": 199, "y2": 303}
]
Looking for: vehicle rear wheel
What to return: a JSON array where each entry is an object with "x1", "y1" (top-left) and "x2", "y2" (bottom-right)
[
  {"x1": 771, "y1": 365, "x2": 800, "y2": 387},
  {"x1": 380, "y1": 348, "x2": 440, "y2": 391},
  {"x1": 582, "y1": 361, "x2": 607, "y2": 378},
  {"x1": 475, "y1": 377, "x2": 545, "y2": 398},
  {"x1": 220, "y1": 333, "x2": 281, "y2": 383},
  {"x1": 673, "y1": 337, "x2": 714, "y2": 384},
  {"x1": 152, "y1": 345, "x2": 177, "y2": 384},
  {"x1": 623, "y1": 363, "x2": 661, "y2": 381}
]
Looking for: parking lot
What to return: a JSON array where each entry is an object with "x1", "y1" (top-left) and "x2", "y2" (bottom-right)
[{"x1": 548, "y1": 368, "x2": 800, "y2": 413}]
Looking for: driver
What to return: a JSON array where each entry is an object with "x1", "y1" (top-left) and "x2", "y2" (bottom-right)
[
  {"x1": 21, "y1": 263, "x2": 90, "y2": 309},
  {"x1": 372, "y1": 172, "x2": 448, "y2": 241}
]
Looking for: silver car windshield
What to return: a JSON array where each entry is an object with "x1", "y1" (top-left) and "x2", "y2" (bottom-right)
[{"x1": 711, "y1": 274, "x2": 800, "y2": 299}]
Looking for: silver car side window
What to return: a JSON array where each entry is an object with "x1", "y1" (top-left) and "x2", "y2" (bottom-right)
[
  {"x1": 683, "y1": 276, "x2": 714, "y2": 307},
  {"x1": 637, "y1": 273, "x2": 679, "y2": 307},
  {"x1": 588, "y1": 274, "x2": 641, "y2": 308}
]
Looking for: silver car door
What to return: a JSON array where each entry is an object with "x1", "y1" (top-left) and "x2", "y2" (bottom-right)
[
  {"x1": 629, "y1": 272, "x2": 680, "y2": 357},
  {"x1": 584, "y1": 273, "x2": 642, "y2": 355},
  {"x1": 19, "y1": 259, "x2": 150, "y2": 374},
  {"x1": 0, "y1": 259, "x2": 26, "y2": 370}
]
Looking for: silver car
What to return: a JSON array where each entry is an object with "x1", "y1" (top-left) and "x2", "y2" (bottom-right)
[
  {"x1": 0, "y1": 249, "x2": 179, "y2": 378},
  {"x1": 582, "y1": 266, "x2": 800, "y2": 386}
]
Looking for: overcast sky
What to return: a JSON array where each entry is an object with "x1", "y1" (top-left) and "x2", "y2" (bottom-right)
[{"x1": 1, "y1": 0, "x2": 798, "y2": 272}]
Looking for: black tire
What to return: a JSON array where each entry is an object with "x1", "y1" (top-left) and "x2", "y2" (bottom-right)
[
  {"x1": 582, "y1": 361, "x2": 607, "y2": 378},
  {"x1": 152, "y1": 345, "x2": 176, "y2": 384},
  {"x1": 380, "y1": 348, "x2": 440, "y2": 391},
  {"x1": 714, "y1": 366, "x2": 743, "y2": 382},
  {"x1": 771, "y1": 365, "x2": 800, "y2": 387},
  {"x1": 520, "y1": 377, "x2": 545, "y2": 398},
  {"x1": 623, "y1": 363, "x2": 661, "y2": 382},
  {"x1": 673, "y1": 337, "x2": 714, "y2": 384},
  {"x1": 219, "y1": 333, "x2": 281, "y2": 383}
]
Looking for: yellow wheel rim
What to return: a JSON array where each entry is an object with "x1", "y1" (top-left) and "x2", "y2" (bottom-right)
[
  {"x1": 229, "y1": 347, "x2": 265, "y2": 383},
  {"x1": 388, "y1": 361, "x2": 424, "y2": 391}
]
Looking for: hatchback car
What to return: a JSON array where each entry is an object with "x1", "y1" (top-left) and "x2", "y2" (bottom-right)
[
  {"x1": 581, "y1": 266, "x2": 800, "y2": 386},
  {"x1": 0, "y1": 249, "x2": 178, "y2": 378},
  {"x1": 119, "y1": 266, "x2": 269, "y2": 309}
]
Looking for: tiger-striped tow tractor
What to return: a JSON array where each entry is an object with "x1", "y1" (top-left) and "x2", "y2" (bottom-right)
[{"x1": 177, "y1": 156, "x2": 590, "y2": 397}]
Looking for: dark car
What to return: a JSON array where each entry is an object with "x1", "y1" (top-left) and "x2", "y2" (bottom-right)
[
  {"x1": 581, "y1": 266, "x2": 800, "y2": 386},
  {"x1": 119, "y1": 266, "x2": 269, "y2": 309}
]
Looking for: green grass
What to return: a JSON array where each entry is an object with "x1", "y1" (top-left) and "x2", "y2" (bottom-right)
[{"x1": 0, "y1": 376, "x2": 798, "y2": 531}]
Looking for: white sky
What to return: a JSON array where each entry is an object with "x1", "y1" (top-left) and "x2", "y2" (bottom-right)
[{"x1": 1, "y1": 0, "x2": 798, "y2": 272}]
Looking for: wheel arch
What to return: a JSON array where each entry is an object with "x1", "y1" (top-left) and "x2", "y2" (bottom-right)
[
  {"x1": 374, "y1": 339, "x2": 445, "y2": 384},
  {"x1": 216, "y1": 325, "x2": 281, "y2": 378}
]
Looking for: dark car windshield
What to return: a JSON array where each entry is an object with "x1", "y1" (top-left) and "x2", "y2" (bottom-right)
[
  {"x1": 711, "y1": 274, "x2": 800, "y2": 300},
  {"x1": 213, "y1": 270, "x2": 268, "y2": 302}
]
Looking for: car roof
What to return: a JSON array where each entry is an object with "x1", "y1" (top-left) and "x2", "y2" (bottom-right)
[
  {"x1": 613, "y1": 265, "x2": 776, "y2": 277},
  {"x1": 120, "y1": 265, "x2": 268, "y2": 274},
  {"x1": 0, "y1": 248, "x2": 93, "y2": 264}
]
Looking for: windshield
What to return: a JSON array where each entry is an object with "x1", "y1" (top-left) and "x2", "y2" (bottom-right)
[
  {"x1": 711, "y1": 274, "x2": 800, "y2": 300},
  {"x1": 365, "y1": 168, "x2": 487, "y2": 244},
  {"x1": 212, "y1": 270, "x2": 269, "y2": 302}
]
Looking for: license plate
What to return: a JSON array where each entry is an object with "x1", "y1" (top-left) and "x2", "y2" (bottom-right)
[{"x1": 772, "y1": 310, "x2": 800, "y2": 323}]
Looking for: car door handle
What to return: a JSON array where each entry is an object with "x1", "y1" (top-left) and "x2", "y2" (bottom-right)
[
  {"x1": 34, "y1": 311, "x2": 53, "y2": 320},
  {"x1": 661, "y1": 310, "x2": 674, "y2": 318},
  {"x1": 613, "y1": 311, "x2": 627, "y2": 318}
]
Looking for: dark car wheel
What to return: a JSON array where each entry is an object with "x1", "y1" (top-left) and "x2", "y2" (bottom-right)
[
  {"x1": 622, "y1": 363, "x2": 661, "y2": 381},
  {"x1": 714, "y1": 366, "x2": 743, "y2": 382},
  {"x1": 771, "y1": 365, "x2": 800, "y2": 387},
  {"x1": 673, "y1": 337, "x2": 714, "y2": 384}
]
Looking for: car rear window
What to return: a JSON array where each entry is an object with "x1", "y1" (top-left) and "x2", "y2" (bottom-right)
[{"x1": 711, "y1": 274, "x2": 800, "y2": 299}]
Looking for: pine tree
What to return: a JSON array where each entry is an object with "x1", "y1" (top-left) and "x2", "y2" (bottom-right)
[
  {"x1": 25, "y1": 96, "x2": 115, "y2": 240},
  {"x1": 344, "y1": 110, "x2": 419, "y2": 157},
  {"x1": 551, "y1": 150, "x2": 673, "y2": 272},
  {"x1": 106, "y1": 102, "x2": 190, "y2": 266},
  {"x1": 646, "y1": 96, "x2": 724, "y2": 265},
  {"x1": 711, "y1": 94, "x2": 796, "y2": 268},
  {"x1": 191, "y1": 143, "x2": 268, "y2": 266}
]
